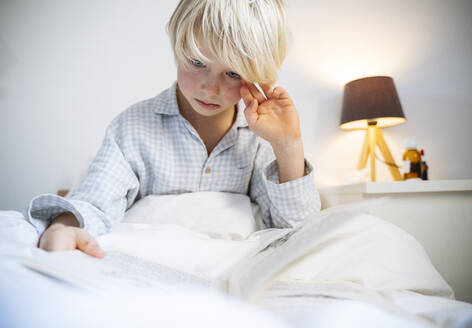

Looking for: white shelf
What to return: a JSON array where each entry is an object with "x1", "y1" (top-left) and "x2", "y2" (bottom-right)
[{"x1": 319, "y1": 179, "x2": 472, "y2": 194}]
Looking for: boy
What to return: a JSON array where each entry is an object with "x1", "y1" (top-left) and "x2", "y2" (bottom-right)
[{"x1": 28, "y1": 0, "x2": 321, "y2": 258}]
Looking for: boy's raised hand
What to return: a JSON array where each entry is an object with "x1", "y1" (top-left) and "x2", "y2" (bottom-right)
[{"x1": 240, "y1": 82, "x2": 301, "y2": 147}]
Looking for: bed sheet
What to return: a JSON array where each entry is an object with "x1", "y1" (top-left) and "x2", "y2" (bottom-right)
[
  {"x1": 258, "y1": 281, "x2": 472, "y2": 328},
  {"x1": 0, "y1": 253, "x2": 289, "y2": 328},
  {"x1": 1, "y1": 193, "x2": 472, "y2": 328}
]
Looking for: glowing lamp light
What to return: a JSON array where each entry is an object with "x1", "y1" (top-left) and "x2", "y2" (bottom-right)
[{"x1": 340, "y1": 76, "x2": 406, "y2": 182}]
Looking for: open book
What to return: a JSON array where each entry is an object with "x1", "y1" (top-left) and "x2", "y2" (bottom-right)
[{"x1": 21, "y1": 201, "x2": 376, "y2": 301}]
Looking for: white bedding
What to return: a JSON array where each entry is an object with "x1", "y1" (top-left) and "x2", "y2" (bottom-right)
[{"x1": 1, "y1": 192, "x2": 471, "y2": 328}]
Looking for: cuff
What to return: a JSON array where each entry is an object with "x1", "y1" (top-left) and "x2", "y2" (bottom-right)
[
  {"x1": 25, "y1": 193, "x2": 107, "y2": 237},
  {"x1": 263, "y1": 159, "x2": 321, "y2": 226}
]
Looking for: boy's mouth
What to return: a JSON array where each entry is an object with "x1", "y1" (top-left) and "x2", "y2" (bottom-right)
[{"x1": 195, "y1": 98, "x2": 220, "y2": 109}]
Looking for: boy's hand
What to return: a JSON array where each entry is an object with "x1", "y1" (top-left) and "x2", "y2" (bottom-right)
[
  {"x1": 240, "y1": 81, "x2": 306, "y2": 183},
  {"x1": 39, "y1": 219, "x2": 105, "y2": 259},
  {"x1": 240, "y1": 82, "x2": 301, "y2": 147}
]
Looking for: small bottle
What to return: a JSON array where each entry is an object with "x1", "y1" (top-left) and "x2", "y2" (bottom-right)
[
  {"x1": 420, "y1": 149, "x2": 429, "y2": 180},
  {"x1": 403, "y1": 139, "x2": 421, "y2": 180}
]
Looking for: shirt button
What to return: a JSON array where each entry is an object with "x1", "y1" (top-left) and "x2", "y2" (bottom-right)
[{"x1": 205, "y1": 167, "x2": 211, "y2": 174}]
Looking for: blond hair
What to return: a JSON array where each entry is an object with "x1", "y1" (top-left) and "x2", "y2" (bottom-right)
[{"x1": 167, "y1": 0, "x2": 288, "y2": 85}]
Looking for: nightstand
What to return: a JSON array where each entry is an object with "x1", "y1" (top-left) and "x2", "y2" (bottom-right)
[{"x1": 319, "y1": 179, "x2": 472, "y2": 303}]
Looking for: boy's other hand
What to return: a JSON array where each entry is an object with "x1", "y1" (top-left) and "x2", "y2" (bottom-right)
[
  {"x1": 240, "y1": 81, "x2": 301, "y2": 147},
  {"x1": 39, "y1": 220, "x2": 105, "y2": 259}
]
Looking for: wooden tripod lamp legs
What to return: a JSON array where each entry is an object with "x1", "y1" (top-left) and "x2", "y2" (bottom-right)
[{"x1": 357, "y1": 125, "x2": 403, "y2": 181}]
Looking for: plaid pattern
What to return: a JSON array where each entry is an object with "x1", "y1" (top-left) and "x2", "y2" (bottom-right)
[{"x1": 26, "y1": 82, "x2": 321, "y2": 237}]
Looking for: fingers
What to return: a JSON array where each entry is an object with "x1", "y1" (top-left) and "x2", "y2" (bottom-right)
[
  {"x1": 243, "y1": 99, "x2": 259, "y2": 127},
  {"x1": 271, "y1": 86, "x2": 288, "y2": 99},
  {"x1": 247, "y1": 83, "x2": 266, "y2": 103},
  {"x1": 240, "y1": 84, "x2": 255, "y2": 107},
  {"x1": 39, "y1": 227, "x2": 75, "y2": 251},
  {"x1": 242, "y1": 81, "x2": 281, "y2": 101},
  {"x1": 259, "y1": 83, "x2": 274, "y2": 98},
  {"x1": 76, "y1": 230, "x2": 105, "y2": 258},
  {"x1": 241, "y1": 80, "x2": 271, "y2": 102},
  {"x1": 39, "y1": 225, "x2": 105, "y2": 259},
  {"x1": 255, "y1": 105, "x2": 272, "y2": 115}
]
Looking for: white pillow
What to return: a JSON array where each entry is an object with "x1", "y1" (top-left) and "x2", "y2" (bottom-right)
[{"x1": 122, "y1": 192, "x2": 260, "y2": 240}]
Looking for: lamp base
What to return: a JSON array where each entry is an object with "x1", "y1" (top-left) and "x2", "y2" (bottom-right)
[{"x1": 357, "y1": 125, "x2": 403, "y2": 182}]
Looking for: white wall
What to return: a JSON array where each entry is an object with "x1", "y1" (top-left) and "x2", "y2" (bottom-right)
[
  {"x1": 283, "y1": 0, "x2": 472, "y2": 187},
  {"x1": 1, "y1": 0, "x2": 471, "y2": 211}
]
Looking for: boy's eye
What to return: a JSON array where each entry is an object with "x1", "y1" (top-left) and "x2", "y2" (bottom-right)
[
  {"x1": 191, "y1": 59, "x2": 205, "y2": 68},
  {"x1": 226, "y1": 71, "x2": 241, "y2": 79}
]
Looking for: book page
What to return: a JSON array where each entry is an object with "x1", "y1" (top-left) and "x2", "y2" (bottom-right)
[
  {"x1": 96, "y1": 222, "x2": 294, "y2": 280},
  {"x1": 95, "y1": 223, "x2": 263, "y2": 279},
  {"x1": 22, "y1": 249, "x2": 219, "y2": 294},
  {"x1": 20, "y1": 226, "x2": 292, "y2": 296}
]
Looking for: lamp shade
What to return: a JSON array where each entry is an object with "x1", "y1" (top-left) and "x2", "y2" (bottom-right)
[{"x1": 340, "y1": 76, "x2": 406, "y2": 130}]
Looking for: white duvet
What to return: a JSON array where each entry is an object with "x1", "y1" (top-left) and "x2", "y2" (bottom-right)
[{"x1": 1, "y1": 192, "x2": 471, "y2": 328}]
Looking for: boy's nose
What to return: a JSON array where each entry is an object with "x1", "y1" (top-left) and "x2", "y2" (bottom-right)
[{"x1": 201, "y1": 76, "x2": 220, "y2": 96}]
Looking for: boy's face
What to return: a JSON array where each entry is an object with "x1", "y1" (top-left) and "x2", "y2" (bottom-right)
[{"x1": 176, "y1": 46, "x2": 243, "y2": 118}]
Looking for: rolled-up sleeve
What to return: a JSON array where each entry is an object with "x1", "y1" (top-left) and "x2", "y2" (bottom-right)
[
  {"x1": 249, "y1": 139, "x2": 321, "y2": 228},
  {"x1": 26, "y1": 118, "x2": 140, "y2": 237}
]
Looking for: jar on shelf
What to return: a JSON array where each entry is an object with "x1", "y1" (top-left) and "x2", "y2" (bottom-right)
[{"x1": 403, "y1": 139, "x2": 421, "y2": 180}]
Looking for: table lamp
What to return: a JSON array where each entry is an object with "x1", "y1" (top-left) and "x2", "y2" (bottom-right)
[{"x1": 340, "y1": 76, "x2": 405, "y2": 182}]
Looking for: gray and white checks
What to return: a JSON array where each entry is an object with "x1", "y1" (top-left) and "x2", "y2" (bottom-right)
[{"x1": 26, "y1": 82, "x2": 321, "y2": 237}]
